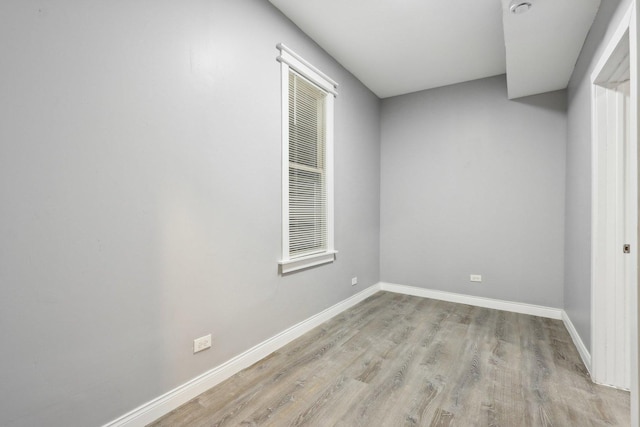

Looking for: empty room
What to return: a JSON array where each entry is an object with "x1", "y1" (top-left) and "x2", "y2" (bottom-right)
[{"x1": 1, "y1": 0, "x2": 639, "y2": 426}]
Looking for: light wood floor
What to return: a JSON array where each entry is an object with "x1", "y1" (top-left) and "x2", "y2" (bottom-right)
[{"x1": 149, "y1": 292, "x2": 630, "y2": 426}]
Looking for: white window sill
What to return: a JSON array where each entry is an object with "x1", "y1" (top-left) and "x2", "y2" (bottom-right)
[{"x1": 279, "y1": 250, "x2": 337, "y2": 274}]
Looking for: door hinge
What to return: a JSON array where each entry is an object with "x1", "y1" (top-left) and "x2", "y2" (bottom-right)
[{"x1": 623, "y1": 244, "x2": 631, "y2": 254}]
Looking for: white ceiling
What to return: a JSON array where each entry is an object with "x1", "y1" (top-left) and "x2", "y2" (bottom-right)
[
  {"x1": 502, "y1": 0, "x2": 601, "y2": 99},
  {"x1": 269, "y1": 0, "x2": 601, "y2": 99}
]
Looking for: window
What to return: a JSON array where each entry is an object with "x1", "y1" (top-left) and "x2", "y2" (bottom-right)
[{"x1": 277, "y1": 44, "x2": 338, "y2": 273}]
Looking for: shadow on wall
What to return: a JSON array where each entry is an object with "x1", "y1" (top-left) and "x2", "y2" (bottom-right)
[{"x1": 511, "y1": 90, "x2": 568, "y2": 113}]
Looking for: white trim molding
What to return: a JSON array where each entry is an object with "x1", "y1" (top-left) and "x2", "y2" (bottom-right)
[
  {"x1": 590, "y1": 1, "x2": 636, "y2": 393},
  {"x1": 104, "y1": 282, "x2": 598, "y2": 427},
  {"x1": 379, "y1": 282, "x2": 563, "y2": 319},
  {"x1": 102, "y1": 285, "x2": 379, "y2": 427},
  {"x1": 279, "y1": 250, "x2": 338, "y2": 274},
  {"x1": 382, "y1": 283, "x2": 593, "y2": 376},
  {"x1": 276, "y1": 43, "x2": 338, "y2": 96},
  {"x1": 630, "y1": 3, "x2": 640, "y2": 424},
  {"x1": 561, "y1": 310, "x2": 592, "y2": 374},
  {"x1": 277, "y1": 43, "x2": 338, "y2": 274}
]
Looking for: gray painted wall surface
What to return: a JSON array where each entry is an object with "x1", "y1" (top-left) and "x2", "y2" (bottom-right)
[
  {"x1": 380, "y1": 75, "x2": 566, "y2": 308},
  {"x1": 564, "y1": 0, "x2": 629, "y2": 351},
  {"x1": 0, "y1": 1, "x2": 380, "y2": 425}
]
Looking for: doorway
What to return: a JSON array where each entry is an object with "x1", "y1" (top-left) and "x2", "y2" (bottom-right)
[{"x1": 591, "y1": 21, "x2": 635, "y2": 391}]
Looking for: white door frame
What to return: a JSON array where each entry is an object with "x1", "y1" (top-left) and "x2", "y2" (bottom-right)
[
  {"x1": 592, "y1": 27, "x2": 633, "y2": 391},
  {"x1": 591, "y1": 2, "x2": 639, "y2": 424},
  {"x1": 632, "y1": 4, "x2": 640, "y2": 425}
]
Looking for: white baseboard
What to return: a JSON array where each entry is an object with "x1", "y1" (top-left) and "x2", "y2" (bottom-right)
[
  {"x1": 561, "y1": 310, "x2": 592, "y2": 374},
  {"x1": 105, "y1": 282, "x2": 581, "y2": 427},
  {"x1": 381, "y1": 283, "x2": 595, "y2": 373},
  {"x1": 103, "y1": 284, "x2": 381, "y2": 427},
  {"x1": 379, "y1": 282, "x2": 563, "y2": 319}
]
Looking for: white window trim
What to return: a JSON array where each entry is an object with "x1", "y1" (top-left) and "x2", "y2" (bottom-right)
[{"x1": 277, "y1": 43, "x2": 338, "y2": 274}]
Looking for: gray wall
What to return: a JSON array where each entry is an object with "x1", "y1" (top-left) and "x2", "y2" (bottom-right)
[
  {"x1": 0, "y1": 1, "x2": 380, "y2": 426},
  {"x1": 564, "y1": 0, "x2": 630, "y2": 350},
  {"x1": 380, "y1": 75, "x2": 566, "y2": 308}
]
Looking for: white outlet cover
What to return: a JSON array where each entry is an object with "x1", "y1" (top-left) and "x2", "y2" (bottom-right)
[
  {"x1": 470, "y1": 274, "x2": 482, "y2": 282},
  {"x1": 351, "y1": 277, "x2": 358, "y2": 286},
  {"x1": 194, "y1": 334, "x2": 212, "y2": 353}
]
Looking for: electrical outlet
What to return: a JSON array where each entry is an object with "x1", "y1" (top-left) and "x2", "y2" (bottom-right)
[
  {"x1": 193, "y1": 334, "x2": 212, "y2": 353},
  {"x1": 351, "y1": 277, "x2": 358, "y2": 286},
  {"x1": 470, "y1": 274, "x2": 482, "y2": 283}
]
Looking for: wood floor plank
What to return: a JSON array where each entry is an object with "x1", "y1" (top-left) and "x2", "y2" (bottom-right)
[{"x1": 148, "y1": 292, "x2": 630, "y2": 427}]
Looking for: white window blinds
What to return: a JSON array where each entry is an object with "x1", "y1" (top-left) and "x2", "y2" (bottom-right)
[{"x1": 288, "y1": 72, "x2": 327, "y2": 258}]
